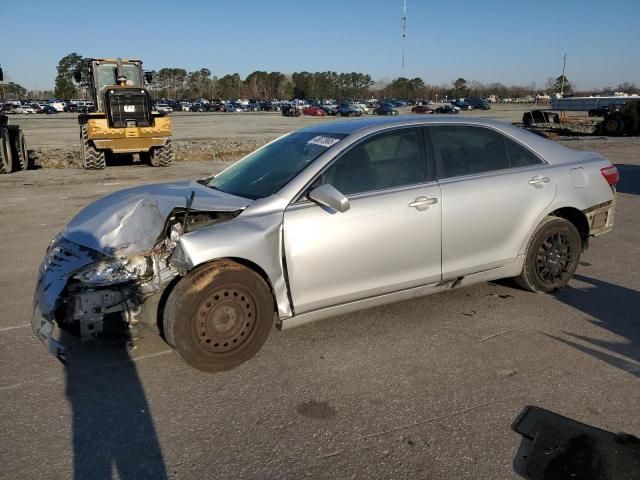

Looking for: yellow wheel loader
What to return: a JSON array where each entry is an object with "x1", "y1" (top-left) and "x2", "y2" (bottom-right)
[{"x1": 75, "y1": 58, "x2": 173, "y2": 169}]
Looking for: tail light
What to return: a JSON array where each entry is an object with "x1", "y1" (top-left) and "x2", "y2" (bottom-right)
[{"x1": 600, "y1": 165, "x2": 619, "y2": 187}]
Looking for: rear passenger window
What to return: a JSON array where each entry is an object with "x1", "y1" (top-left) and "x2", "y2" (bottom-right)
[
  {"x1": 505, "y1": 137, "x2": 542, "y2": 167},
  {"x1": 430, "y1": 126, "x2": 510, "y2": 179}
]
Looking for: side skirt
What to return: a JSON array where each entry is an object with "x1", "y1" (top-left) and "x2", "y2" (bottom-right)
[{"x1": 278, "y1": 255, "x2": 525, "y2": 331}]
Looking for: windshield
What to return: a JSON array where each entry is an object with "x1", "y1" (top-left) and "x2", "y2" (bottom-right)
[
  {"x1": 206, "y1": 132, "x2": 347, "y2": 199},
  {"x1": 95, "y1": 64, "x2": 142, "y2": 89}
]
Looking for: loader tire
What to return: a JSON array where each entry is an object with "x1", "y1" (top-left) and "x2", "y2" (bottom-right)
[
  {"x1": 80, "y1": 125, "x2": 106, "y2": 170},
  {"x1": 0, "y1": 129, "x2": 13, "y2": 174},
  {"x1": 601, "y1": 114, "x2": 625, "y2": 136},
  {"x1": 144, "y1": 140, "x2": 173, "y2": 167},
  {"x1": 9, "y1": 127, "x2": 28, "y2": 171}
]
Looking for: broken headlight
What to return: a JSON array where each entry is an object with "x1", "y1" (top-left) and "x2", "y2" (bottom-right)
[{"x1": 73, "y1": 255, "x2": 151, "y2": 286}]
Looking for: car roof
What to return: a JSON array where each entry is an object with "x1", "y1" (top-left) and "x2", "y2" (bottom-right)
[{"x1": 299, "y1": 115, "x2": 579, "y2": 165}]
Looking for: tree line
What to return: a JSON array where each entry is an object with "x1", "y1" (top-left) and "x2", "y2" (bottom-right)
[{"x1": 4, "y1": 52, "x2": 639, "y2": 101}]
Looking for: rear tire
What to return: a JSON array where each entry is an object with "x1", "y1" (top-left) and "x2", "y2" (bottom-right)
[
  {"x1": 0, "y1": 129, "x2": 13, "y2": 174},
  {"x1": 9, "y1": 128, "x2": 28, "y2": 171},
  {"x1": 80, "y1": 125, "x2": 106, "y2": 170},
  {"x1": 601, "y1": 114, "x2": 625, "y2": 136},
  {"x1": 163, "y1": 260, "x2": 274, "y2": 372},
  {"x1": 142, "y1": 140, "x2": 173, "y2": 167},
  {"x1": 515, "y1": 217, "x2": 581, "y2": 293}
]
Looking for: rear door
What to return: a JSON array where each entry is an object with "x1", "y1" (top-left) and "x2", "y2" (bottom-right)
[
  {"x1": 283, "y1": 127, "x2": 442, "y2": 314},
  {"x1": 428, "y1": 125, "x2": 557, "y2": 278}
]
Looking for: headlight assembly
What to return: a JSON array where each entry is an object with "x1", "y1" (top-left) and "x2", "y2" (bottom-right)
[{"x1": 73, "y1": 255, "x2": 151, "y2": 286}]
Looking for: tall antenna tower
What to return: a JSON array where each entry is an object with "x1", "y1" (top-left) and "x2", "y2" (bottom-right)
[{"x1": 401, "y1": 0, "x2": 407, "y2": 75}]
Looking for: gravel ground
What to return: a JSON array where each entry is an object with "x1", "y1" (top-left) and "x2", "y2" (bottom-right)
[{"x1": 0, "y1": 110, "x2": 638, "y2": 480}]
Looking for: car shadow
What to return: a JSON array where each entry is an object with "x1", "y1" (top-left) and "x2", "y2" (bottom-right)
[
  {"x1": 614, "y1": 163, "x2": 640, "y2": 196},
  {"x1": 63, "y1": 331, "x2": 167, "y2": 479},
  {"x1": 547, "y1": 274, "x2": 640, "y2": 379}
]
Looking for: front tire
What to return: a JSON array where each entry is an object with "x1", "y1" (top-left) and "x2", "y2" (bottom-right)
[
  {"x1": 0, "y1": 129, "x2": 13, "y2": 174},
  {"x1": 141, "y1": 140, "x2": 173, "y2": 167},
  {"x1": 601, "y1": 114, "x2": 624, "y2": 136},
  {"x1": 163, "y1": 260, "x2": 274, "y2": 372},
  {"x1": 9, "y1": 128, "x2": 28, "y2": 171},
  {"x1": 80, "y1": 125, "x2": 106, "y2": 170},
  {"x1": 515, "y1": 217, "x2": 581, "y2": 293}
]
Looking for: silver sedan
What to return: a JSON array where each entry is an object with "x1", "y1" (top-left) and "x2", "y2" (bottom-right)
[{"x1": 32, "y1": 116, "x2": 618, "y2": 371}]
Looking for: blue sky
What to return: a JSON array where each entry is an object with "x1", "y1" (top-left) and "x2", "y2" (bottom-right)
[{"x1": 2, "y1": 0, "x2": 639, "y2": 91}]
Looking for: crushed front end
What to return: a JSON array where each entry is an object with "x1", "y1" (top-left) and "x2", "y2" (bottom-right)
[
  {"x1": 32, "y1": 206, "x2": 242, "y2": 363},
  {"x1": 32, "y1": 233, "x2": 179, "y2": 363}
]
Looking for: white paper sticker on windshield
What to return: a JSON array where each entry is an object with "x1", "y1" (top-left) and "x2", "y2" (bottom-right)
[{"x1": 307, "y1": 136, "x2": 341, "y2": 148}]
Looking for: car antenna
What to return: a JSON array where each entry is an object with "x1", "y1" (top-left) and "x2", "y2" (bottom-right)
[{"x1": 182, "y1": 190, "x2": 196, "y2": 231}]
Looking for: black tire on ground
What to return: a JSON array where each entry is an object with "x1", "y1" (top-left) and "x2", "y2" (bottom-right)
[
  {"x1": 601, "y1": 114, "x2": 625, "y2": 136},
  {"x1": 80, "y1": 124, "x2": 106, "y2": 170},
  {"x1": 0, "y1": 129, "x2": 13, "y2": 174},
  {"x1": 163, "y1": 260, "x2": 274, "y2": 372},
  {"x1": 9, "y1": 127, "x2": 28, "y2": 171},
  {"x1": 142, "y1": 140, "x2": 173, "y2": 167},
  {"x1": 515, "y1": 216, "x2": 581, "y2": 293}
]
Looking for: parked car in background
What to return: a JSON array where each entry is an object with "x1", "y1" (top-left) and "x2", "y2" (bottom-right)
[
  {"x1": 303, "y1": 106, "x2": 327, "y2": 116},
  {"x1": 452, "y1": 100, "x2": 473, "y2": 111},
  {"x1": 155, "y1": 103, "x2": 173, "y2": 114},
  {"x1": 225, "y1": 103, "x2": 244, "y2": 112},
  {"x1": 466, "y1": 97, "x2": 491, "y2": 110},
  {"x1": 338, "y1": 103, "x2": 363, "y2": 117},
  {"x1": 32, "y1": 116, "x2": 618, "y2": 372},
  {"x1": 353, "y1": 102, "x2": 369, "y2": 114},
  {"x1": 38, "y1": 105, "x2": 58, "y2": 114},
  {"x1": 282, "y1": 104, "x2": 302, "y2": 117},
  {"x1": 435, "y1": 104, "x2": 460, "y2": 114},
  {"x1": 320, "y1": 105, "x2": 338, "y2": 115},
  {"x1": 411, "y1": 105, "x2": 434, "y2": 114},
  {"x1": 190, "y1": 103, "x2": 206, "y2": 112},
  {"x1": 19, "y1": 105, "x2": 37, "y2": 114},
  {"x1": 373, "y1": 103, "x2": 399, "y2": 115}
]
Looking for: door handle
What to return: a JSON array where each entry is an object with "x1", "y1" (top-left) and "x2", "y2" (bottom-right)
[
  {"x1": 409, "y1": 196, "x2": 438, "y2": 210},
  {"x1": 528, "y1": 175, "x2": 550, "y2": 187}
]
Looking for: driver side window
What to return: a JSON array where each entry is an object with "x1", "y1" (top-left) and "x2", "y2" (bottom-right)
[{"x1": 320, "y1": 128, "x2": 426, "y2": 195}]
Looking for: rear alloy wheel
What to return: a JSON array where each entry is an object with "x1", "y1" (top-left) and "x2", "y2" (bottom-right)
[
  {"x1": 80, "y1": 125, "x2": 106, "y2": 170},
  {"x1": 0, "y1": 129, "x2": 13, "y2": 174},
  {"x1": 163, "y1": 260, "x2": 274, "y2": 372},
  {"x1": 515, "y1": 217, "x2": 581, "y2": 293},
  {"x1": 9, "y1": 128, "x2": 28, "y2": 170}
]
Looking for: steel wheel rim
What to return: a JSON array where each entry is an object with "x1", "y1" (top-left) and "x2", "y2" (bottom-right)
[
  {"x1": 194, "y1": 286, "x2": 256, "y2": 353},
  {"x1": 535, "y1": 232, "x2": 575, "y2": 285}
]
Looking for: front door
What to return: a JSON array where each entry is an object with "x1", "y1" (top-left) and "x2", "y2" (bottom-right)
[{"x1": 283, "y1": 127, "x2": 442, "y2": 314}]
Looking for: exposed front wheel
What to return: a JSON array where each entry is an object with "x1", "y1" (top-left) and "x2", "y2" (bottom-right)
[
  {"x1": 163, "y1": 260, "x2": 274, "y2": 372},
  {"x1": 515, "y1": 217, "x2": 581, "y2": 293},
  {"x1": 80, "y1": 125, "x2": 106, "y2": 170}
]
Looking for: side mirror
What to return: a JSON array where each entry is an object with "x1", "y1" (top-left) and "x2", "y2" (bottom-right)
[
  {"x1": 308, "y1": 184, "x2": 350, "y2": 213},
  {"x1": 0, "y1": 67, "x2": 3, "y2": 82},
  {"x1": 73, "y1": 68, "x2": 82, "y2": 84},
  {"x1": 144, "y1": 71, "x2": 154, "y2": 84}
]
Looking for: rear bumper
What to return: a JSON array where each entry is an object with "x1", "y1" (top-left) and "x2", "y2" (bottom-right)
[
  {"x1": 584, "y1": 197, "x2": 616, "y2": 236},
  {"x1": 86, "y1": 117, "x2": 172, "y2": 153}
]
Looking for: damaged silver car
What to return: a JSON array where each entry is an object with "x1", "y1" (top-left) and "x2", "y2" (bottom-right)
[{"x1": 33, "y1": 116, "x2": 618, "y2": 371}]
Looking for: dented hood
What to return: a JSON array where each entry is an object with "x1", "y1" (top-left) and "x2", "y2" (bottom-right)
[{"x1": 63, "y1": 180, "x2": 252, "y2": 255}]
